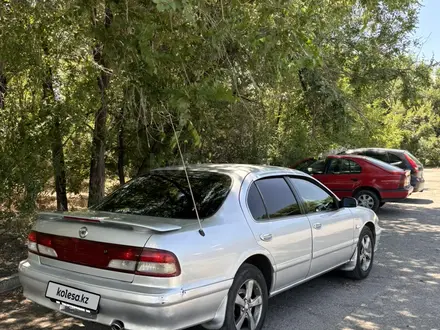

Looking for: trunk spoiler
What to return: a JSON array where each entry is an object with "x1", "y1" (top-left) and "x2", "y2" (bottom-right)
[{"x1": 38, "y1": 212, "x2": 182, "y2": 233}]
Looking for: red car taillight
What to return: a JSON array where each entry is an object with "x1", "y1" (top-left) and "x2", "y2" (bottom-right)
[
  {"x1": 399, "y1": 175, "x2": 405, "y2": 188},
  {"x1": 399, "y1": 174, "x2": 410, "y2": 188},
  {"x1": 404, "y1": 154, "x2": 419, "y2": 173},
  {"x1": 27, "y1": 231, "x2": 58, "y2": 257},
  {"x1": 135, "y1": 249, "x2": 181, "y2": 277},
  {"x1": 27, "y1": 231, "x2": 38, "y2": 253},
  {"x1": 26, "y1": 231, "x2": 181, "y2": 277},
  {"x1": 107, "y1": 247, "x2": 180, "y2": 277}
]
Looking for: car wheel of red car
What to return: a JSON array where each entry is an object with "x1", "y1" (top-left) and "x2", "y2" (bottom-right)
[{"x1": 354, "y1": 190, "x2": 380, "y2": 212}]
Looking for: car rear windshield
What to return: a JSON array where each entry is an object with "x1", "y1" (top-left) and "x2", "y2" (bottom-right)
[
  {"x1": 364, "y1": 157, "x2": 402, "y2": 172},
  {"x1": 304, "y1": 160, "x2": 326, "y2": 174},
  {"x1": 92, "y1": 170, "x2": 232, "y2": 219}
]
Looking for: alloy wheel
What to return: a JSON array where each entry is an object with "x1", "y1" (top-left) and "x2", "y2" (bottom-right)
[
  {"x1": 357, "y1": 194, "x2": 375, "y2": 209},
  {"x1": 360, "y1": 235, "x2": 372, "y2": 271},
  {"x1": 234, "y1": 279, "x2": 263, "y2": 330}
]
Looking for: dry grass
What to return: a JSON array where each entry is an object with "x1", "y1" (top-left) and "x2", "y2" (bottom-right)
[
  {"x1": 36, "y1": 178, "x2": 122, "y2": 212},
  {"x1": 36, "y1": 193, "x2": 88, "y2": 212}
]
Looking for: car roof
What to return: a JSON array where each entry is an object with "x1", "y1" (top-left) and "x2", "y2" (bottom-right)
[
  {"x1": 345, "y1": 147, "x2": 406, "y2": 154},
  {"x1": 327, "y1": 154, "x2": 370, "y2": 160},
  {"x1": 154, "y1": 163, "x2": 307, "y2": 181}
]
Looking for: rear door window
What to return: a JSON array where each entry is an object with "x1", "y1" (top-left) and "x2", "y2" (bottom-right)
[
  {"x1": 350, "y1": 160, "x2": 362, "y2": 173},
  {"x1": 93, "y1": 170, "x2": 232, "y2": 219},
  {"x1": 328, "y1": 159, "x2": 361, "y2": 174},
  {"x1": 247, "y1": 183, "x2": 268, "y2": 220},
  {"x1": 255, "y1": 178, "x2": 301, "y2": 219}
]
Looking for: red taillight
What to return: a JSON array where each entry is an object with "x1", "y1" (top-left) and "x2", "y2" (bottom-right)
[
  {"x1": 27, "y1": 231, "x2": 180, "y2": 277},
  {"x1": 404, "y1": 154, "x2": 419, "y2": 173},
  {"x1": 135, "y1": 249, "x2": 181, "y2": 277},
  {"x1": 27, "y1": 231, "x2": 38, "y2": 253},
  {"x1": 107, "y1": 248, "x2": 181, "y2": 277},
  {"x1": 399, "y1": 175, "x2": 405, "y2": 188},
  {"x1": 27, "y1": 231, "x2": 58, "y2": 257},
  {"x1": 399, "y1": 173, "x2": 410, "y2": 188}
]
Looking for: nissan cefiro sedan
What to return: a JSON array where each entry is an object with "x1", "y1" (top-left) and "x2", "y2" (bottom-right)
[{"x1": 19, "y1": 164, "x2": 382, "y2": 330}]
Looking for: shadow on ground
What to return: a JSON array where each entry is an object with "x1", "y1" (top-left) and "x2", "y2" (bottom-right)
[
  {"x1": 392, "y1": 197, "x2": 433, "y2": 205},
  {"x1": 337, "y1": 202, "x2": 440, "y2": 330}
]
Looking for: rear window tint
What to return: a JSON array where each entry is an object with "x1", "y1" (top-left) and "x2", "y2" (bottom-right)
[
  {"x1": 305, "y1": 160, "x2": 326, "y2": 174},
  {"x1": 366, "y1": 150, "x2": 389, "y2": 163},
  {"x1": 295, "y1": 159, "x2": 316, "y2": 171},
  {"x1": 92, "y1": 170, "x2": 232, "y2": 219},
  {"x1": 247, "y1": 183, "x2": 268, "y2": 220},
  {"x1": 255, "y1": 178, "x2": 301, "y2": 218},
  {"x1": 365, "y1": 157, "x2": 402, "y2": 172},
  {"x1": 388, "y1": 153, "x2": 402, "y2": 163}
]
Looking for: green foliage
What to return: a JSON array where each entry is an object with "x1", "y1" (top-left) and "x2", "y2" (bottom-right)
[{"x1": 0, "y1": 0, "x2": 439, "y2": 217}]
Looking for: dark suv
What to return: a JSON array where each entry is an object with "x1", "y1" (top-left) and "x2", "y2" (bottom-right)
[{"x1": 339, "y1": 148, "x2": 425, "y2": 192}]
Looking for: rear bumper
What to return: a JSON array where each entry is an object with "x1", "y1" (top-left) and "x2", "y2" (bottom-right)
[
  {"x1": 19, "y1": 259, "x2": 230, "y2": 330},
  {"x1": 380, "y1": 185, "x2": 414, "y2": 202},
  {"x1": 411, "y1": 176, "x2": 425, "y2": 192}
]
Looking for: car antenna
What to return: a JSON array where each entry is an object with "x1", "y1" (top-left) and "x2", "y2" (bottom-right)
[{"x1": 169, "y1": 113, "x2": 205, "y2": 237}]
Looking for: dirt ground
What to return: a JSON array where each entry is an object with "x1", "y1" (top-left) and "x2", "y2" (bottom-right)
[{"x1": 0, "y1": 232, "x2": 27, "y2": 278}]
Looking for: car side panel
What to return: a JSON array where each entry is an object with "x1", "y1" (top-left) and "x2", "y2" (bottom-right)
[
  {"x1": 306, "y1": 208, "x2": 355, "y2": 276},
  {"x1": 145, "y1": 219, "x2": 268, "y2": 287},
  {"x1": 239, "y1": 173, "x2": 313, "y2": 293},
  {"x1": 314, "y1": 158, "x2": 405, "y2": 199},
  {"x1": 313, "y1": 173, "x2": 357, "y2": 198},
  {"x1": 349, "y1": 207, "x2": 382, "y2": 248}
]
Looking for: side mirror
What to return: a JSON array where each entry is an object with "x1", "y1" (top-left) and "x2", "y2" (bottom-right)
[{"x1": 340, "y1": 197, "x2": 357, "y2": 208}]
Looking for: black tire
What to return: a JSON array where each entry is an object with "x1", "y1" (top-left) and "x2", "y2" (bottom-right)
[
  {"x1": 354, "y1": 190, "x2": 380, "y2": 212},
  {"x1": 220, "y1": 264, "x2": 268, "y2": 330},
  {"x1": 379, "y1": 202, "x2": 386, "y2": 207},
  {"x1": 347, "y1": 226, "x2": 375, "y2": 280}
]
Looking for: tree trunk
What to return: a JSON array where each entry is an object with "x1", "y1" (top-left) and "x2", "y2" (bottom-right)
[
  {"x1": 51, "y1": 115, "x2": 68, "y2": 211},
  {"x1": 117, "y1": 106, "x2": 125, "y2": 185},
  {"x1": 42, "y1": 52, "x2": 68, "y2": 211},
  {"x1": 88, "y1": 6, "x2": 112, "y2": 207},
  {"x1": 0, "y1": 63, "x2": 6, "y2": 109}
]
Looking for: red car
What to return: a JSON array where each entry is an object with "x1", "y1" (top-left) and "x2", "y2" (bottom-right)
[{"x1": 294, "y1": 155, "x2": 413, "y2": 212}]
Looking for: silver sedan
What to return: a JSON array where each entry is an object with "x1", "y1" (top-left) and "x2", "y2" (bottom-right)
[{"x1": 19, "y1": 164, "x2": 382, "y2": 330}]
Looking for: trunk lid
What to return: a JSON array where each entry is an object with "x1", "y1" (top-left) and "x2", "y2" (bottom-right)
[{"x1": 33, "y1": 211, "x2": 185, "y2": 282}]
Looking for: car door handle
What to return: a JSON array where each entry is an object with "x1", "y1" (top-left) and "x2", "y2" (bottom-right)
[
  {"x1": 350, "y1": 178, "x2": 358, "y2": 182},
  {"x1": 313, "y1": 223, "x2": 322, "y2": 230},
  {"x1": 260, "y1": 234, "x2": 273, "y2": 242}
]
